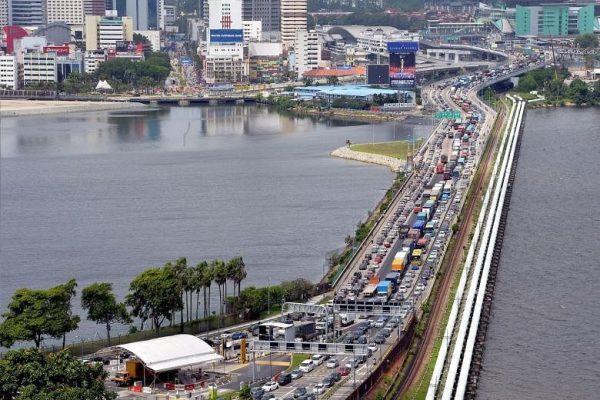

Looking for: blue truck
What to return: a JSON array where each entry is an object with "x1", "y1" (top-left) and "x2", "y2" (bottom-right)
[{"x1": 377, "y1": 281, "x2": 392, "y2": 301}]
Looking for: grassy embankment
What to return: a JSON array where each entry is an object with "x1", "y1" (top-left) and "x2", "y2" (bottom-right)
[{"x1": 350, "y1": 139, "x2": 425, "y2": 160}]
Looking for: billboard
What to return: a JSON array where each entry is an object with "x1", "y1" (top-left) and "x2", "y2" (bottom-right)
[
  {"x1": 367, "y1": 64, "x2": 390, "y2": 85},
  {"x1": 210, "y1": 29, "x2": 243, "y2": 43},
  {"x1": 388, "y1": 41, "x2": 419, "y2": 90},
  {"x1": 115, "y1": 41, "x2": 135, "y2": 53}
]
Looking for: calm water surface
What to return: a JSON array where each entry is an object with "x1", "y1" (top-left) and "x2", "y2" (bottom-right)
[
  {"x1": 478, "y1": 107, "x2": 600, "y2": 399},
  {"x1": 0, "y1": 104, "x2": 432, "y2": 341}
]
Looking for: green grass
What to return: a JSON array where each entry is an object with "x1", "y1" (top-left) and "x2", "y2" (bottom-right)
[
  {"x1": 351, "y1": 139, "x2": 425, "y2": 160},
  {"x1": 288, "y1": 354, "x2": 310, "y2": 371},
  {"x1": 317, "y1": 295, "x2": 332, "y2": 305},
  {"x1": 508, "y1": 91, "x2": 540, "y2": 101}
]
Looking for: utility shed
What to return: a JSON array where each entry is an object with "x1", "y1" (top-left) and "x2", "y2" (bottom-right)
[{"x1": 117, "y1": 334, "x2": 223, "y2": 372}]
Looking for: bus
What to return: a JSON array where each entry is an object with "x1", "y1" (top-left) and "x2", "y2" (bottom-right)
[{"x1": 411, "y1": 249, "x2": 423, "y2": 265}]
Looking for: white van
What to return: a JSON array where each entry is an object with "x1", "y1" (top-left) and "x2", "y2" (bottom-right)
[{"x1": 299, "y1": 360, "x2": 314, "y2": 373}]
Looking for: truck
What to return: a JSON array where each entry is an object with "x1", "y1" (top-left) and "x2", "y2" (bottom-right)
[
  {"x1": 385, "y1": 272, "x2": 401, "y2": 287},
  {"x1": 376, "y1": 281, "x2": 392, "y2": 302},
  {"x1": 436, "y1": 162, "x2": 445, "y2": 174},
  {"x1": 401, "y1": 238, "x2": 415, "y2": 253},
  {"x1": 340, "y1": 313, "x2": 356, "y2": 327},
  {"x1": 295, "y1": 321, "x2": 317, "y2": 340},
  {"x1": 112, "y1": 360, "x2": 144, "y2": 387},
  {"x1": 392, "y1": 251, "x2": 408, "y2": 272},
  {"x1": 416, "y1": 211, "x2": 428, "y2": 223},
  {"x1": 411, "y1": 220, "x2": 426, "y2": 235},
  {"x1": 362, "y1": 283, "x2": 378, "y2": 298}
]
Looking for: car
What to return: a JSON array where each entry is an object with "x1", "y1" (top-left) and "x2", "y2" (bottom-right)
[
  {"x1": 293, "y1": 387, "x2": 307, "y2": 398},
  {"x1": 374, "y1": 334, "x2": 386, "y2": 344},
  {"x1": 382, "y1": 327, "x2": 393, "y2": 337},
  {"x1": 328, "y1": 371, "x2": 341, "y2": 382},
  {"x1": 326, "y1": 359, "x2": 339, "y2": 369},
  {"x1": 368, "y1": 343, "x2": 378, "y2": 352},
  {"x1": 313, "y1": 383, "x2": 326, "y2": 394},
  {"x1": 251, "y1": 387, "x2": 265, "y2": 399},
  {"x1": 345, "y1": 359, "x2": 359, "y2": 369},
  {"x1": 322, "y1": 376, "x2": 335, "y2": 387},
  {"x1": 374, "y1": 317, "x2": 386, "y2": 328},
  {"x1": 262, "y1": 381, "x2": 279, "y2": 392},
  {"x1": 291, "y1": 369, "x2": 303, "y2": 380},
  {"x1": 311, "y1": 354, "x2": 326, "y2": 366},
  {"x1": 299, "y1": 360, "x2": 314, "y2": 373},
  {"x1": 338, "y1": 366, "x2": 351, "y2": 376},
  {"x1": 277, "y1": 373, "x2": 292, "y2": 386}
]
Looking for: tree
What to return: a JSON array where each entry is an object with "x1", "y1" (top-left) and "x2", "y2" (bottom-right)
[
  {"x1": 568, "y1": 78, "x2": 589, "y2": 105},
  {"x1": 516, "y1": 73, "x2": 538, "y2": 92},
  {"x1": 0, "y1": 280, "x2": 80, "y2": 349},
  {"x1": 126, "y1": 266, "x2": 182, "y2": 335},
  {"x1": 81, "y1": 283, "x2": 132, "y2": 346},
  {"x1": 212, "y1": 260, "x2": 227, "y2": 315},
  {"x1": 574, "y1": 33, "x2": 599, "y2": 49},
  {"x1": 201, "y1": 262, "x2": 214, "y2": 318},
  {"x1": 239, "y1": 383, "x2": 252, "y2": 400},
  {"x1": 228, "y1": 256, "x2": 247, "y2": 297},
  {"x1": 0, "y1": 348, "x2": 116, "y2": 400}
]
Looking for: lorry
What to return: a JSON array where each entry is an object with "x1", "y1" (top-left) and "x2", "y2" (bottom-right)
[
  {"x1": 112, "y1": 360, "x2": 144, "y2": 387},
  {"x1": 376, "y1": 281, "x2": 392, "y2": 302},
  {"x1": 401, "y1": 238, "x2": 415, "y2": 254},
  {"x1": 340, "y1": 313, "x2": 356, "y2": 327},
  {"x1": 392, "y1": 251, "x2": 408, "y2": 272},
  {"x1": 362, "y1": 283, "x2": 378, "y2": 298},
  {"x1": 295, "y1": 321, "x2": 317, "y2": 340},
  {"x1": 385, "y1": 272, "x2": 401, "y2": 288}
]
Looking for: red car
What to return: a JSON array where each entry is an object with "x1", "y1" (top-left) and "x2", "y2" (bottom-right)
[{"x1": 338, "y1": 367, "x2": 351, "y2": 377}]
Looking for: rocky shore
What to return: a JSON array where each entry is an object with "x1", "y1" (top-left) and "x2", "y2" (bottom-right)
[{"x1": 331, "y1": 145, "x2": 405, "y2": 172}]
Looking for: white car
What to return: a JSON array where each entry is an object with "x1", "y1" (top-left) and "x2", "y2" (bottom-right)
[
  {"x1": 312, "y1": 354, "x2": 325, "y2": 366},
  {"x1": 299, "y1": 360, "x2": 314, "y2": 373},
  {"x1": 313, "y1": 383, "x2": 326, "y2": 394},
  {"x1": 262, "y1": 381, "x2": 279, "y2": 392},
  {"x1": 325, "y1": 359, "x2": 339, "y2": 369}
]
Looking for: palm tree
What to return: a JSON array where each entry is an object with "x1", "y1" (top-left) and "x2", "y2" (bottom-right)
[
  {"x1": 212, "y1": 260, "x2": 227, "y2": 315},
  {"x1": 194, "y1": 261, "x2": 208, "y2": 320},
  {"x1": 172, "y1": 257, "x2": 188, "y2": 333},
  {"x1": 202, "y1": 263, "x2": 214, "y2": 319},
  {"x1": 229, "y1": 256, "x2": 247, "y2": 297},
  {"x1": 226, "y1": 258, "x2": 237, "y2": 297}
]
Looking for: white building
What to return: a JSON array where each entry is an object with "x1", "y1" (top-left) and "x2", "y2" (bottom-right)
[
  {"x1": 242, "y1": 20, "x2": 262, "y2": 42},
  {"x1": 46, "y1": 0, "x2": 84, "y2": 25},
  {"x1": 0, "y1": 54, "x2": 18, "y2": 89},
  {"x1": 85, "y1": 15, "x2": 133, "y2": 50},
  {"x1": 280, "y1": 0, "x2": 306, "y2": 47},
  {"x1": 294, "y1": 29, "x2": 320, "y2": 77},
  {"x1": 205, "y1": 0, "x2": 245, "y2": 83},
  {"x1": 84, "y1": 49, "x2": 107, "y2": 73},
  {"x1": 163, "y1": 4, "x2": 176, "y2": 25},
  {"x1": 0, "y1": 0, "x2": 10, "y2": 30},
  {"x1": 23, "y1": 52, "x2": 57, "y2": 85}
]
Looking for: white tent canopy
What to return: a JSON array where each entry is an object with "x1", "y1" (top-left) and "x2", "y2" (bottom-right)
[
  {"x1": 95, "y1": 80, "x2": 112, "y2": 90},
  {"x1": 117, "y1": 334, "x2": 223, "y2": 373}
]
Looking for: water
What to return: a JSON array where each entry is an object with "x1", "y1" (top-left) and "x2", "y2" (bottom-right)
[
  {"x1": 0, "y1": 104, "x2": 432, "y2": 342},
  {"x1": 478, "y1": 107, "x2": 600, "y2": 399}
]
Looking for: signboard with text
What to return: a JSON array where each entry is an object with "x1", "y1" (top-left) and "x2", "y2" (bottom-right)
[
  {"x1": 210, "y1": 29, "x2": 243, "y2": 43},
  {"x1": 434, "y1": 111, "x2": 462, "y2": 119},
  {"x1": 388, "y1": 41, "x2": 419, "y2": 91}
]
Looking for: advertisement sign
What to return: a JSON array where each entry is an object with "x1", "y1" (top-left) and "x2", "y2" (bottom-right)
[
  {"x1": 43, "y1": 45, "x2": 70, "y2": 55},
  {"x1": 210, "y1": 29, "x2": 243, "y2": 43},
  {"x1": 367, "y1": 64, "x2": 390, "y2": 85},
  {"x1": 115, "y1": 41, "x2": 135, "y2": 53},
  {"x1": 388, "y1": 41, "x2": 418, "y2": 90}
]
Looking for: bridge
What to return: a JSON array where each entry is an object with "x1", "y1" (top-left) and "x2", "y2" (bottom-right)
[{"x1": 419, "y1": 39, "x2": 509, "y2": 62}]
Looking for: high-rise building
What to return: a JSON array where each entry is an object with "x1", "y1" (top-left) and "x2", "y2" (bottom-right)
[
  {"x1": 85, "y1": 14, "x2": 133, "y2": 50},
  {"x1": 515, "y1": 3, "x2": 595, "y2": 36},
  {"x1": 242, "y1": 20, "x2": 261, "y2": 42},
  {"x1": 242, "y1": 0, "x2": 280, "y2": 32},
  {"x1": 205, "y1": 0, "x2": 245, "y2": 83},
  {"x1": 23, "y1": 52, "x2": 57, "y2": 85},
  {"x1": 0, "y1": 0, "x2": 10, "y2": 30},
  {"x1": 294, "y1": 29, "x2": 319, "y2": 77},
  {"x1": 112, "y1": 0, "x2": 163, "y2": 30},
  {"x1": 280, "y1": 0, "x2": 306, "y2": 47},
  {"x1": 10, "y1": 0, "x2": 46, "y2": 26},
  {"x1": 0, "y1": 54, "x2": 18, "y2": 89},
  {"x1": 46, "y1": 0, "x2": 84, "y2": 25},
  {"x1": 84, "y1": 0, "x2": 106, "y2": 16}
]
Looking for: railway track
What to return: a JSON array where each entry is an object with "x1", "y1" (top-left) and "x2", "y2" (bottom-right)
[{"x1": 392, "y1": 96, "x2": 507, "y2": 399}]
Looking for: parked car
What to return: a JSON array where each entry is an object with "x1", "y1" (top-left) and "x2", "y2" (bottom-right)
[
  {"x1": 291, "y1": 369, "x2": 303, "y2": 380},
  {"x1": 277, "y1": 373, "x2": 292, "y2": 386},
  {"x1": 299, "y1": 360, "x2": 314, "y2": 373},
  {"x1": 262, "y1": 381, "x2": 279, "y2": 392}
]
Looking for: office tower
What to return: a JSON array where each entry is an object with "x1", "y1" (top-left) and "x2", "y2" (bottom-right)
[
  {"x1": 10, "y1": 0, "x2": 46, "y2": 26},
  {"x1": 84, "y1": 0, "x2": 106, "y2": 16},
  {"x1": 113, "y1": 0, "x2": 163, "y2": 30},
  {"x1": 46, "y1": 0, "x2": 84, "y2": 25},
  {"x1": 242, "y1": 0, "x2": 280, "y2": 32},
  {"x1": 280, "y1": 0, "x2": 306, "y2": 46}
]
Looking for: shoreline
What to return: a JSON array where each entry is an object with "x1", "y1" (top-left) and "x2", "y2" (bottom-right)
[
  {"x1": 0, "y1": 100, "x2": 149, "y2": 118},
  {"x1": 330, "y1": 145, "x2": 405, "y2": 172}
]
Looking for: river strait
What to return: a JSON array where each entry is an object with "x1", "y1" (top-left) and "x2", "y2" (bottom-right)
[
  {"x1": 0, "y1": 104, "x2": 431, "y2": 342},
  {"x1": 477, "y1": 107, "x2": 600, "y2": 399}
]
